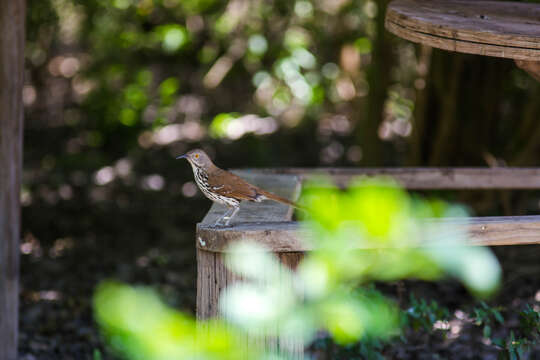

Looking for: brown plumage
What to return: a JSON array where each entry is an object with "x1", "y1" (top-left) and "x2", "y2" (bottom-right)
[{"x1": 177, "y1": 149, "x2": 300, "y2": 226}]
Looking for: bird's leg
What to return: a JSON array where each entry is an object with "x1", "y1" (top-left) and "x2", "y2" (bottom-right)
[
  {"x1": 215, "y1": 207, "x2": 233, "y2": 227},
  {"x1": 223, "y1": 206, "x2": 240, "y2": 226}
]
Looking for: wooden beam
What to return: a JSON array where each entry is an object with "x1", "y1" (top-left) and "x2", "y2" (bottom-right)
[
  {"x1": 197, "y1": 215, "x2": 540, "y2": 253},
  {"x1": 251, "y1": 167, "x2": 540, "y2": 189},
  {"x1": 0, "y1": 0, "x2": 25, "y2": 359},
  {"x1": 196, "y1": 170, "x2": 540, "y2": 252}
]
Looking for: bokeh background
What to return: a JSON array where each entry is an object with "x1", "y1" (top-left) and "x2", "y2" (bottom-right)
[{"x1": 21, "y1": 0, "x2": 540, "y2": 358}]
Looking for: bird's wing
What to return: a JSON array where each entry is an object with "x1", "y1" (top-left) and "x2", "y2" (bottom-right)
[{"x1": 207, "y1": 169, "x2": 259, "y2": 201}]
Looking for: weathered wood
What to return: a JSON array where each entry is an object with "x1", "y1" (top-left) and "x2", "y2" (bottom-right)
[
  {"x1": 251, "y1": 167, "x2": 540, "y2": 189},
  {"x1": 196, "y1": 169, "x2": 540, "y2": 252},
  {"x1": 198, "y1": 216, "x2": 540, "y2": 252},
  {"x1": 278, "y1": 253, "x2": 304, "y2": 359},
  {"x1": 515, "y1": 60, "x2": 540, "y2": 82},
  {"x1": 196, "y1": 248, "x2": 305, "y2": 358},
  {"x1": 198, "y1": 222, "x2": 309, "y2": 252},
  {"x1": 196, "y1": 249, "x2": 217, "y2": 320},
  {"x1": 385, "y1": 0, "x2": 540, "y2": 61},
  {"x1": 0, "y1": 1, "x2": 25, "y2": 359}
]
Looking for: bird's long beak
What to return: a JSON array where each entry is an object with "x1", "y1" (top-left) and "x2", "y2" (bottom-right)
[{"x1": 176, "y1": 154, "x2": 187, "y2": 160}]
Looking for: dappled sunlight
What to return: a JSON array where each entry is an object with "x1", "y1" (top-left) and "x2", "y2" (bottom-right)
[
  {"x1": 49, "y1": 237, "x2": 75, "y2": 258},
  {"x1": 181, "y1": 181, "x2": 198, "y2": 197},
  {"x1": 33, "y1": 290, "x2": 63, "y2": 302},
  {"x1": 20, "y1": 233, "x2": 43, "y2": 258},
  {"x1": 141, "y1": 174, "x2": 165, "y2": 191},
  {"x1": 152, "y1": 122, "x2": 205, "y2": 145},
  {"x1": 22, "y1": 85, "x2": 37, "y2": 106},
  {"x1": 71, "y1": 75, "x2": 96, "y2": 98},
  {"x1": 94, "y1": 166, "x2": 115, "y2": 186},
  {"x1": 115, "y1": 158, "x2": 133, "y2": 178},
  {"x1": 346, "y1": 145, "x2": 363, "y2": 163},
  {"x1": 210, "y1": 113, "x2": 278, "y2": 140},
  {"x1": 320, "y1": 142, "x2": 344, "y2": 164}
]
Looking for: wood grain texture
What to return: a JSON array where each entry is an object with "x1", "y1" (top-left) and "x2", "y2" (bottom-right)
[
  {"x1": 385, "y1": 0, "x2": 540, "y2": 61},
  {"x1": 198, "y1": 215, "x2": 540, "y2": 252},
  {"x1": 278, "y1": 253, "x2": 304, "y2": 359},
  {"x1": 515, "y1": 60, "x2": 540, "y2": 82},
  {"x1": 0, "y1": 1, "x2": 25, "y2": 359},
  {"x1": 196, "y1": 248, "x2": 305, "y2": 358},
  {"x1": 251, "y1": 167, "x2": 540, "y2": 189},
  {"x1": 196, "y1": 249, "x2": 217, "y2": 320}
]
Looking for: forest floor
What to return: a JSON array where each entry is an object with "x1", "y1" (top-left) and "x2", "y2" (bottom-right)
[{"x1": 18, "y1": 220, "x2": 540, "y2": 359}]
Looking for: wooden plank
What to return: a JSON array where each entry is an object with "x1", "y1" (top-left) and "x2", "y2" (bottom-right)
[
  {"x1": 200, "y1": 171, "x2": 301, "y2": 226},
  {"x1": 197, "y1": 215, "x2": 540, "y2": 252},
  {"x1": 278, "y1": 253, "x2": 304, "y2": 359},
  {"x1": 0, "y1": 1, "x2": 25, "y2": 359},
  {"x1": 385, "y1": 0, "x2": 540, "y2": 61},
  {"x1": 198, "y1": 222, "x2": 309, "y2": 252},
  {"x1": 196, "y1": 249, "x2": 217, "y2": 320},
  {"x1": 250, "y1": 167, "x2": 540, "y2": 189}
]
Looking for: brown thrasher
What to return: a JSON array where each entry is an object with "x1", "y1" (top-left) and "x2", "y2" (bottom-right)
[{"x1": 177, "y1": 149, "x2": 300, "y2": 226}]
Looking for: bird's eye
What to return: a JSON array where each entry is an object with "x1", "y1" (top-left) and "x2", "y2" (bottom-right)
[{"x1": 195, "y1": 154, "x2": 199, "y2": 159}]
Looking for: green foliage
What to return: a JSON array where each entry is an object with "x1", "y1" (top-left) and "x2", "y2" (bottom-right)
[
  {"x1": 209, "y1": 113, "x2": 240, "y2": 139},
  {"x1": 94, "y1": 178, "x2": 503, "y2": 359},
  {"x1": 494, "y1": 305, "x2": 540, "y2": 359},
  {"x1": 519, "y1": 304, "x2": 540, "y2": 335},
  {"x1": 471, "y1": 301, "x2": 504, "y2": 339},
  {"x1": 93, "y1": 349, "x2": 103, "y2": 360},
  {"x1": 405, "y1": 294, "x2": 450, "y2": 332},
  {"x1": 94, "y1": 282, "x2": 256, "y2": 360},
  {"x1": 300, "y1": 178, "x2": 501, "y2": 296}
]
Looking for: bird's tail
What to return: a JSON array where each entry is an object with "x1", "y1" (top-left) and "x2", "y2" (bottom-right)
[{"x1": 257, "y1": 189, "x2": 305, "y2": 210}]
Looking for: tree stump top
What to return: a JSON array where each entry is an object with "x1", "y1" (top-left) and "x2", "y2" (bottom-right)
[{"x1": 385, "y1": 0, "x2": 540, "y2": 61}]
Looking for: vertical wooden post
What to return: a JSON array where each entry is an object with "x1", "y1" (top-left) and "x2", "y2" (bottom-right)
[
  {"x1": 195, "y1": 172, "x2": 304, "y2": 358},
  {"x1": 0, "y1": 0, "x2": 25, "y2": 359},
  {"x1": 196, "y1": 247, "x2": 304, "y2": 358}
]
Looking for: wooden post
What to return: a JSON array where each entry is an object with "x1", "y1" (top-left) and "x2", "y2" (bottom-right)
[
  {"x1": 196, "y1": 172, "x2": 304, "y2": 358},
  {"x1": 0, "y1": 0, "x2": 25, "y2": 359}
]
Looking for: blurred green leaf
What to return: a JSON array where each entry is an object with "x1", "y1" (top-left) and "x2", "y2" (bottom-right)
[
  {"x1": 355, "y1": 37, "x2": 372, "y2": 54},
  {"x1": 155, "y1": 24, "x2": 190, "y2": 53},
  {"x1": 94, "y1": 281, "x2": 256, "y2": 360},
  {"x1": 210, "y1": 112, "x2": 240, "y2": 138},
  {"x1": 159, "y1": 77, "x2": 180, "y2": 105}
]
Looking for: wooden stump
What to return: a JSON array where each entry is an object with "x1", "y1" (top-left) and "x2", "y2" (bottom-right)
[{"x1": 196, "y1": 171, "x2": 305, "y2": 358}]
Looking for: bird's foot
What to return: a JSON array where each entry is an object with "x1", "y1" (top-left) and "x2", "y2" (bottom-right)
[{"x1": 214, "y1": 216, "x2": 231, "y2": 227}]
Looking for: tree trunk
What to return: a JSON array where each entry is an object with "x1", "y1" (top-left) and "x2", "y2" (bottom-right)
[
  {"x1": 428, "y1": 53, "x2": 464, "y2": 165},
  {"x1": 0, "y1": 0, "x2": 25, "y2": 359},
  {"x1": 358, "y1": 0, "x2": 393, "y2": 165}
]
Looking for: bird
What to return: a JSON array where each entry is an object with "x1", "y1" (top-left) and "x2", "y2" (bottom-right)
[{"x1": 177, "y1": 149, "x2": 301, "y2": 226}]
